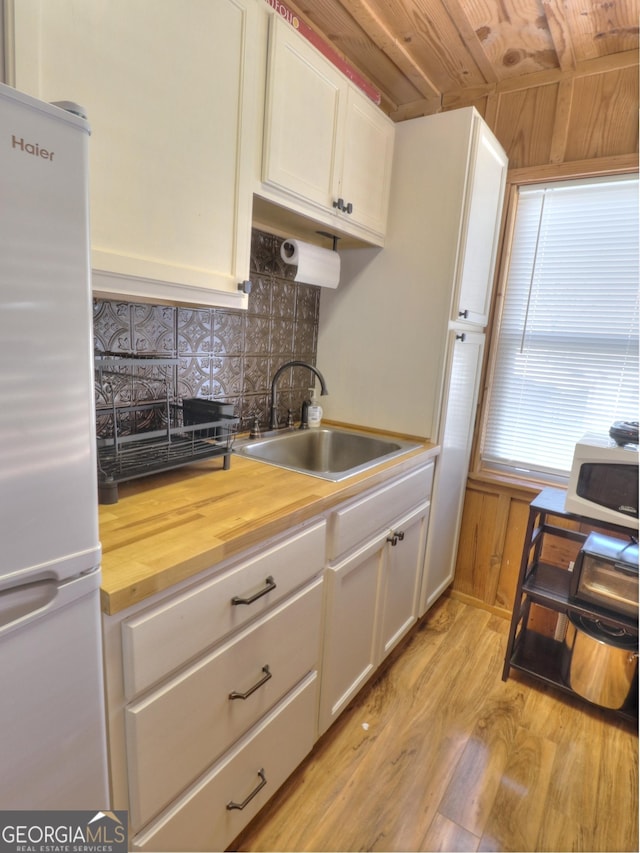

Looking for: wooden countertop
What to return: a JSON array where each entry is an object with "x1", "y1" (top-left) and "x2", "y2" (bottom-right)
[{"x1": 98, "y1": 437, "x2": 439, "y2": 615}]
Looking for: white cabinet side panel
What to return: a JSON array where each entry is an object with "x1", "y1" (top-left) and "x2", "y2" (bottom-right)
[{"x1": 420, "y1": 331, "x2": 485, "y2": 613}]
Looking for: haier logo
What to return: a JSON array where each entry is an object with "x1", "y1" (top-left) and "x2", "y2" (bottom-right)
[{"x1": 11, "y1": 135, "x2": 54, "y2": 160}]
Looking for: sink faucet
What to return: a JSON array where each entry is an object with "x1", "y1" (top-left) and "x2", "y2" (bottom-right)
[{"x1": 269, "y1": 360, "x2": 328, "y2": 430}]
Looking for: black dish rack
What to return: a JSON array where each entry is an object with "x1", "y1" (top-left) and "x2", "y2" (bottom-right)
[{"x1": 95, "y1": 354, "x2": 238, "y2": 504}]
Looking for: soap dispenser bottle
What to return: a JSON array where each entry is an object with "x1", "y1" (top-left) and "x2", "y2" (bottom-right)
[{"x1": 307, "y1": 387, "x2": 323, "y2": 428}]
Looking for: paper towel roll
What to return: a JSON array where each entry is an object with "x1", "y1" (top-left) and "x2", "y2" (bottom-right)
[{"x1": 280, "y1": 239, "x2": 340, "y2": 288}]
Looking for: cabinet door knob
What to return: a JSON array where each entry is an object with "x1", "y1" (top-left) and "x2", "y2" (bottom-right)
[
  {"x1": 459, "y1": 309, "x2": 469, "y2": 318},
  {"x1": 386, "y1": 530, "x2": 405, "y2": 546},
  {"x1": 456, "y1": 333, "x2": 466, "y2": 342},
  {"x1": 333, "y1": 198, "x2": 354, "y2": 214}
]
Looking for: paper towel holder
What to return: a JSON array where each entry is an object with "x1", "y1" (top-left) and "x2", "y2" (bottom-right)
[{"x1": 316, "y1": 231, "x2": 340, "y2": 252}]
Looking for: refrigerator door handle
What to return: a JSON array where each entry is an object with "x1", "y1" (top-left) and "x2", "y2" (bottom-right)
[{"x1": 0, "y1": 570, "x2": 101, "y2": 637}]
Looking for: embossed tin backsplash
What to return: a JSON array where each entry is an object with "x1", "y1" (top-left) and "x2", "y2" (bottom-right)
[{"x1": 93, "y1": 230, "x2": 321, "y2": 430}]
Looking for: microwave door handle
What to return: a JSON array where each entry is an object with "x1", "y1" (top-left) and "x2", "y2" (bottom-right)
[{"x1": 613, "y1": 562, "x2": 638, "y2": 576}]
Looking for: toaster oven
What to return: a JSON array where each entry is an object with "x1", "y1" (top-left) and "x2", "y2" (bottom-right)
[{"x1": 570, "y1": 531, "x2": 638, "y2": 619}]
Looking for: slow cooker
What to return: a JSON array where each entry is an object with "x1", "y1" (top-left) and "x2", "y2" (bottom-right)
[{"x1": 562, "y1": 613, "x2": 638, "y2": 710}]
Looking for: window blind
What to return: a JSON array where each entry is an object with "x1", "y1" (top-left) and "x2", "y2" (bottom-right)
[{"x1": 482, "y1": 174, "x2": 639, "y2": 479}]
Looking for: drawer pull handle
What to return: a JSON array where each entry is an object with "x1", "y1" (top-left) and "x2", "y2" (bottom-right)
[
  {"x1": 229, "y1": 665, "x2": 272, "y2": 700},
  {"x1": 226, "y1": 768, "x2": 267, "y2": 811},
  {"x1": 231, "y1": 576, "x2": 276, "y2": 606}
]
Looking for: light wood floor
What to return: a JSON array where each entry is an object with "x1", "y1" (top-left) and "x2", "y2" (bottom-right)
[{"x1": 232, "y1": 596, "x2": 638, "y2": 852}]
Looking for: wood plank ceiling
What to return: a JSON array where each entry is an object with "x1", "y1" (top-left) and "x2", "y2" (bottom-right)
[{"x1": 283, "y1": 0, "x2": 640, "y2": 119}]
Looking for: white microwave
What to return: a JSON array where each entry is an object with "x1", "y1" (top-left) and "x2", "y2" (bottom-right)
[{"x1": 565, "y1": 434, "x2": 639, "y2": 529}]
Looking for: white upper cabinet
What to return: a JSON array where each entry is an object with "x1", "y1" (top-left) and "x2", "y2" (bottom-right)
[
  {"x1": 260, "y1": 15, "x2": 394, "y2": 246},
  {"x1": 454, "y1": 118, "x2": 508, "y2": 326},
  {"x1": 10, "y1": 0, "x2": 265, "y2": 309},
  {"x1": 261, "y1": 15, "x2": 345, "y2": 214},
  {"x1": 339, "y1": 87, "x2": 396, "y2": 238}
]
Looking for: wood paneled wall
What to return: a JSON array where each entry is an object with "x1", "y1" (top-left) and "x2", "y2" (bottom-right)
[
  {"x1": 447, "y1": 56, "x2": 639, "y2": 616},
  {"x1": 437, "y1": 51, "x2": 639, "y2": 168},
  {"x1": 450, "y1": 478, "x2": 536, "y2": 618}
]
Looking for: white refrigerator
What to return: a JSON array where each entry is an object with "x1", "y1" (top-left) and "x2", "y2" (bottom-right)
[{"x1": 0, "y1": 82, "x2": 109, "y2": 808}]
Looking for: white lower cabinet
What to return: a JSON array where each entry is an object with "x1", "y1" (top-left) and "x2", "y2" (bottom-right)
[
  {"x1": 379, "y1": 502, "x2": 430, "y2": 660},
  {"x1": 126, "y1": 579, "x2": 323, "y2": 831},
  {"x1": 319, "y1": 463, "x2": 434, "y2": 734},
  {"x1": 102, "y1": 458, "x2": 438, "y2": 849},
  {"x1": 327, "y1": 463, "x2": 434, "y2": 560},
  {"x1": 132, "y1": 673, "x2": 318, "y2": 852},
  {"x1": 319, "y1": 537, "x2": 385, "y2": 731},
  {"x1": 102, "y1": 520, "x2": 326, "y2": 850},
  {"x1": 121, "y1": 520, "x2": 326, "y2": 699}
]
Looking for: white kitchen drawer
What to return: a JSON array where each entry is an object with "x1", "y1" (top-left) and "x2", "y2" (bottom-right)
[
  {"x1": 327, "y1": 463, "x2": 434, "y2": 561},
  {"x1": 121, "y1": 519, "x2": 326, "y2": 699},
  {"x1": 125, "y1": 577, "x2": 323, "y2": 831},
  {"x1": 132, "y1": 671, "x2": 318, "y2": 852}
]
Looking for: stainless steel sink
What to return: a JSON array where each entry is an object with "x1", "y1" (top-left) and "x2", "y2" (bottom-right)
[{"x1": 234, "y1": 427, "x2": 420, "y2": 481}]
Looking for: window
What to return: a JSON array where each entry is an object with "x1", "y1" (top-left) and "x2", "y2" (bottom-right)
[{"x1": 482, "y1": 174, "x2": 639, "y2": 480}]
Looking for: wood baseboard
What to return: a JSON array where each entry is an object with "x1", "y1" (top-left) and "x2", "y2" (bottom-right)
[{"x1": 446, "y1": 588, "x2": 511, "y2": 620}]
